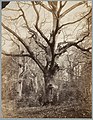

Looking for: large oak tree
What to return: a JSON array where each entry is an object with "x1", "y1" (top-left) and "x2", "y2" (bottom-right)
[{"x1": 2, "y1": 1, "x2": 92, "y2": 103}]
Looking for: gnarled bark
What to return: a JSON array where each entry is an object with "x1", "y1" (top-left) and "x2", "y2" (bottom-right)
[{"x1": 43, "y1": 71, "x2": 54, "y2": 104}]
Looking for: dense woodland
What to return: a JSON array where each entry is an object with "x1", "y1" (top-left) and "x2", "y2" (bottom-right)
[{"x1": 2, "y1": 1, "x2": 92, "y2": 118}]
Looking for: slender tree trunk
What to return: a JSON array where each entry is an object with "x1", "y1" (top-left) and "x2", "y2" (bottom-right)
[
  {"x1": 18, "y1": 81, "x2": 23, "y2": 97},
  {"x1": 34, "y1": 76, "x2": 38, "y2": 93},
  {"x1": 18, "y1": 47, "x2": 26, "y2": 98}
]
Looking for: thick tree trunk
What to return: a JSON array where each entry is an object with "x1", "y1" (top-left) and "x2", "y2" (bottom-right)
[{"x1": 44, "y1": 72, "x2": 54, "y2": 104}]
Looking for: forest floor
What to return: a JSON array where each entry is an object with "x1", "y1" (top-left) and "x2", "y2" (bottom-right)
[{"x1": 2, "y1": 100, "x2": 92, "y2": 118}]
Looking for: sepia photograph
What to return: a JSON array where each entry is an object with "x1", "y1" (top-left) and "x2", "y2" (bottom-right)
[{"x1": 1, "y1": 0, "x2": 92, "y2": 118}]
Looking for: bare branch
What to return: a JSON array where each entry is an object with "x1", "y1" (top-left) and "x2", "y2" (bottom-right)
[
  {"x1": 59, "y1": 2, "x2": 83, "y2": 19},
  {"x1": 59, "y1": 8, "x2": 92, "y2": 29},
  {"x1": 17, "y1": 3, "x2": 48, "y2": 53},
  {"x1": 5, "y1": 8, "x2": 20, "y2": 11},
  {"x1": 57, "y1": 2, "x2": 62, "y2": 17},
  {"x1": 2, "y1": 23, "x2": 32, "y2": 55},
  {"x1": 35, "y1": 1, "x2": 52, "y2": 12},
  {"x1": 57, "y1": 1, "x2": 67, "y2": 17},
  {"x1": 76, "y1": 32, "x2": 90, "y2": 44},
  {"x1": 32, "y1": 2, "x2": 39, "y2": 27},
  {"x1": 2, "y1": 23, "x2": 45, "y2": 72},
  {"x1": 48, "y1": 1, "x2": 58, "y2": 18},
  {"x1": 34, "y1": 39, "x2": 47, "y2": 52},
  {"x1": 10, "y1": 14, "x2": 23, "y2": 21},
  {"x1": 48, "y1": 1, "x2": 57, "y2": 11},
  {"x1": 10, "y1": 38, "x2": 20, "y2": 50},
  {"x1": 32, "y1": 2, "x2": 59, "y2": 71},
  {"x1": 35, "y1": 26, "x2": 50, "y2": 46},
  {"x1": 17, "y1": 4, "x2": 47, "y2": 51},
  {"x1": 74, "y1": 44, "x2": 92, "y2": 52},
  {"x1": 17, "y1": 3, "x2": 37, "y2": 36},
  {"x1": 55, "y1": 39, "x2": 91, "y2": 57},
  {"x1": 62, "y1": 1, "x2": 67, "y2": 8},
  {"x1": 2, "y1": 51, "x2": 30, "y2": 57},
  {"x1": 32, "y1": 2, "x2": 50, "y2": 46}
]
